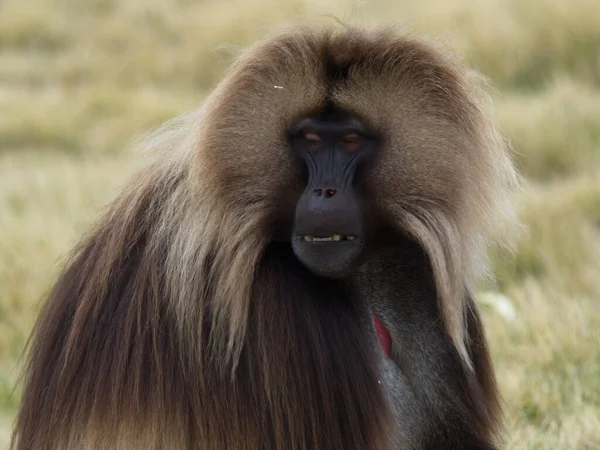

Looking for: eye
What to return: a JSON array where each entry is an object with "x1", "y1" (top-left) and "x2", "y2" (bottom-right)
[
  {"x1": 341, "y1": 133, "x2": 360, "y2": 152},
  {"x1": 304, "y1": 132, "x2": 323, "y2": 152}
]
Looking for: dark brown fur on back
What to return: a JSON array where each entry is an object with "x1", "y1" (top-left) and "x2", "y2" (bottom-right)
[{"x1": 11, "y1": 23, "x2": 518, "y2": 450}]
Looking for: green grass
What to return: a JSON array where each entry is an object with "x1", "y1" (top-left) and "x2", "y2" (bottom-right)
[
  {"x1": 1, "y1": 0, "x2": 599, "y2": 448},
  {"x1": 499, "y1": 81, "x2": 600, "y2": 179}
]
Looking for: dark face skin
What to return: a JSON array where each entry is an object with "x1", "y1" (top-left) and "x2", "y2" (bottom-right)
[{"x1": 288, "y1": 108, "x2": 379, "y2": 278}]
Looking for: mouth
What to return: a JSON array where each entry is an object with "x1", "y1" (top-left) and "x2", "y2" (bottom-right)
[
  {"x1": 291, "y1": 232, "x2": 364, "y2": 278},
  {"x1": 298, "y1": 234, "x2": 357, "y2": 242}
]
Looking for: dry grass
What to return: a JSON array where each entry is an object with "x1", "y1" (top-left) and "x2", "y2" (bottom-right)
[{"x1": 0, "y1": 0, "x2": 599, "y2": 448}]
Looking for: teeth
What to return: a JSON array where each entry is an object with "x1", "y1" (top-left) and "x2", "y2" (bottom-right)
[{"x1": 301, "y1": 235, "x2": 357, "y2": 242}]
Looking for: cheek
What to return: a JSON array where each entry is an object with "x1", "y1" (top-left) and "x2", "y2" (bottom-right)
[
  {"x1": 227, "y1": 146, "x2": 300, "y2": 190},
  {"x1": 368, "y1": 140, "x2": 467, "y2": 208},
  {"x1": 253, "y1": 153, "x2": 306, "y2": 236},
  {"x1": 364, "y1": 159, "x2": 408, "y2": 210},
  {"x1": 269, "y1": 152, "x2": 306, "y2": 199}
]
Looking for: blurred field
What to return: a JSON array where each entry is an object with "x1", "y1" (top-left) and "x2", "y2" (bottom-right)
[{"x1": 0, "y1": 0, "x2": 599, "y2": 448}]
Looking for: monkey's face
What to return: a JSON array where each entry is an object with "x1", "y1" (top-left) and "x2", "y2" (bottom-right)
[{"x1": 287, "y1": 106, "x2": 379, "y2": 278}]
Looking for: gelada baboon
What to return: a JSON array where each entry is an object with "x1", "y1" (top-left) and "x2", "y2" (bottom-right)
[{"x1": 11, "y1": 24, "x2": 518, "y2": 450}]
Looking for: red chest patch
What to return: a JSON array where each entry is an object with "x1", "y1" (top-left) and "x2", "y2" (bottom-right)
[{"x1": 371, "y1": 314, "x2": 392, "y2": 357}]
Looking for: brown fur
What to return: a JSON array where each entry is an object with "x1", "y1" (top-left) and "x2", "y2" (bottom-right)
[{"x1": 11, "y1": 24, "x2": 518, "y2": 449}]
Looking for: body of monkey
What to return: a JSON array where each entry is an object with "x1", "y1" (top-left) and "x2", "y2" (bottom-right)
[{"x1": 11, "y1": 25, "x2": 518, "y2": 450}]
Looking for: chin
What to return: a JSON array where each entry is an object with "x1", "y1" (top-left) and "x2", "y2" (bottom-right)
[{"x1": 291, "y1": 235, "x2": 365, "y2": 279}]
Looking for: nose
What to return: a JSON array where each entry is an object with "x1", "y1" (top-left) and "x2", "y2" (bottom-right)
[
  {"x1": 294, "y1": 185, "x2": 361, "y2": 239},
  {"x1": 312, "y1": 188, "x2": 337, "y2": 199}
]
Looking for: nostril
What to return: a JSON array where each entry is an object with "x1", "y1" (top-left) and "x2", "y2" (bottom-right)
[{"x1": 312, "y1": 188, "x2": 337, "y2": 198}]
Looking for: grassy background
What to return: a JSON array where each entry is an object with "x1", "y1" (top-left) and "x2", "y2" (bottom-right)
[{"x1": 1, "y1": 0, "x2": 599, "y2": 448}]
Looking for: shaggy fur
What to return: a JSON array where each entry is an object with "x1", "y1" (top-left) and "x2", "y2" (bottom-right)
[{"x1": 11, "y1": 24, "x2": 518, "y2": 449}]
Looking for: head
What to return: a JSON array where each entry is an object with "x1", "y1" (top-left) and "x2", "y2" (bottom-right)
[{"x1": 195, "y1": 25, "x2": 517, "y2": 347}]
